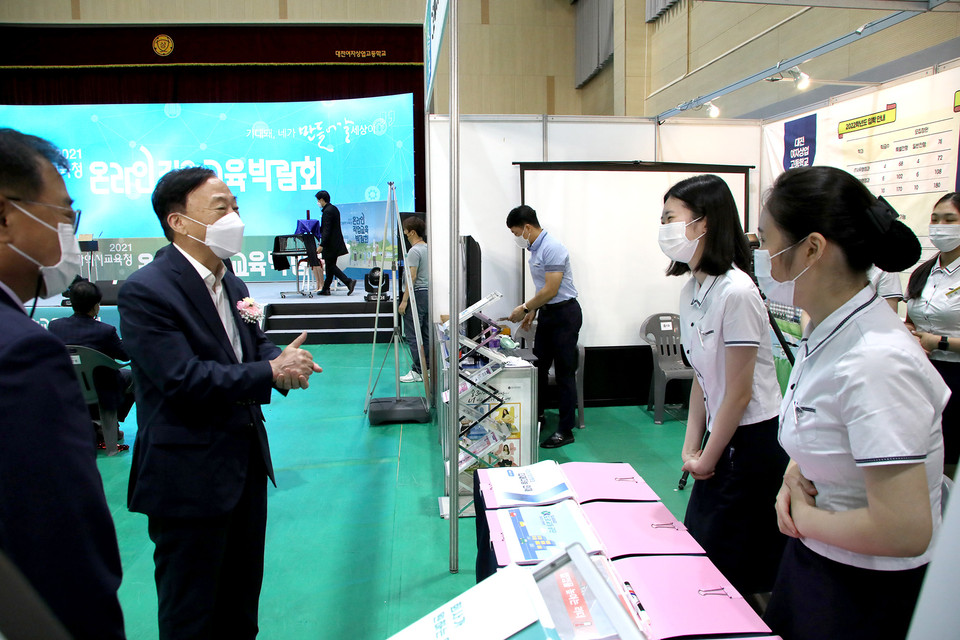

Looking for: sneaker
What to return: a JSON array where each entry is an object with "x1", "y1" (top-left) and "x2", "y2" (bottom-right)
[
  {"x1": 540, "y1": 431, "x2": 574, "y2": 449},
  {"x1": 400, "y1": 370, "x2": 423, "y2": 383}
]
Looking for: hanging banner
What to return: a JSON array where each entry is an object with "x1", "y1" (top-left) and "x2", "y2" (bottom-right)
[{"x1": 762, "y1": 66, "x2": 960, "y2": 238}]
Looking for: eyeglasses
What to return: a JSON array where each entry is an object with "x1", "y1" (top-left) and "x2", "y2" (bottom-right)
[{"x1": 6, "y1": 196, "x2": 81, "y2": 232}]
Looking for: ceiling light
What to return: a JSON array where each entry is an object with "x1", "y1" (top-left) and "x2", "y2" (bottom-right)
[
  {"x1": 787, "y1": 66, "x2": 810, "y2": 90},
  {"x1": 706, "y1": 101, "x2": 720, "y2": 118}
]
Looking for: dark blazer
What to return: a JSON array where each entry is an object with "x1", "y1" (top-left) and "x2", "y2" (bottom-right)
[
  {"x1": 118, "y1": 244, "x2": 282, "y2": 519},
  {"x1": 48, "y1": 314, "x2": 128, "y2": 361},
  {"x1": 319, "y1": 202, "x2": 348, "y2": 257},
  {"x1": 48, "y1": 314, "x2": 130, "y2": 412},
  {"x1": 0, "y1": 288, "x2": 125, "y2": 639}
]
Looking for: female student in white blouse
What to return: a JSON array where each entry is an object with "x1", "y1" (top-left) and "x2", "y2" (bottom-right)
[
  {"x1": 905, "y1": 192, "x2": 960, "y2": 479},
  {"x1": 658, "y1": 175, "x2": 788, "y2": 601},
  {"x1": 758, "y1": 166, "x2": 947, "y2": 640}
]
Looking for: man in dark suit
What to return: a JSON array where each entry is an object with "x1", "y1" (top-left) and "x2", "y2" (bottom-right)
[
  {"x1": 315, "y1": 189, "x2": 357, "y2": 295},
  {"x1": 119, "y1": 166, "x2": 321, "y2": 639},
  {"x1": 49, "y1": 279, "x2": 136, "y2": 426},
  {"x1": 0, "y1": 128, "x2": 125, "y2": 639}
]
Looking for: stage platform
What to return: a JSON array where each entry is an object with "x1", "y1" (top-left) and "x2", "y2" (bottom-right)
[{"x1": 33, "y1": 280, "x2": 399, "y2": 346}]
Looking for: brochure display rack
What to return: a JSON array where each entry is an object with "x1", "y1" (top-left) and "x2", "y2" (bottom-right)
[{"x1": 436, "y1": 291, "x2": 538, "y2": 518}]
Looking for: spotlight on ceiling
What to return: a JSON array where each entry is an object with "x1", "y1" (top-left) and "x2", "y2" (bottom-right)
[
  {"x1": 787, "y1": 66, "x2": 810, "y2": 90},
  {"x1": 706, "y1": 101, "x2": 720, "y2": 118}
]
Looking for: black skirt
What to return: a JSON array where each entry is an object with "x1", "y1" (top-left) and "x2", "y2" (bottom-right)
[
  {"x1": 765, "y1": 538, "x2": 927, "y2": 640},
  {"x1": 931, "y1": 358, "x2": 960, "y2": 465},
  {"x1": 683, "y1": 416, "x2": 789, "y2": 594}
]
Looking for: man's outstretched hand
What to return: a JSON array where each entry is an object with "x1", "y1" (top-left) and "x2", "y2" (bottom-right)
[{"x1": 270, "y1": 332, "x2": 322, "y2": 390}]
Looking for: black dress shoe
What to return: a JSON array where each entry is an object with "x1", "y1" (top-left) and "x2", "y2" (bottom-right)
[
  {"x1": 347, "y1": 279, "x2": 357, "y2": 295},
  {"x1": 317, "y1": 289, "x2": 332, "y2": 296},
  {"x1": 540, "y1": 432, "x2": 574, "y2": 449}
]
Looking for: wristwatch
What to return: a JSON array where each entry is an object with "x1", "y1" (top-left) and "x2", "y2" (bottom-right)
[
  {"x1": 522, "y1": 305, "x2": 531, "y2": 315},
  {"x1": 939, "y1": 336, "x2": 950, "y2": 351}
]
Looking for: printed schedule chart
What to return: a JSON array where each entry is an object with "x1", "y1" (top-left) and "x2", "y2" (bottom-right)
[{"x1": 844, "y1": 112, "x2": 956, "y2": 199}]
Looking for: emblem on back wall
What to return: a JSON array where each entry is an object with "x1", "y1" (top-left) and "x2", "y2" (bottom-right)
[{"x1": 152, "y1": 34, "x2": 174, "y2": 57}]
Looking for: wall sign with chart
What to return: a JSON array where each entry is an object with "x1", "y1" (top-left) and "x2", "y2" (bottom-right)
[{"x1": 762, "y1": 64, "x2": 960, "y2": 241}]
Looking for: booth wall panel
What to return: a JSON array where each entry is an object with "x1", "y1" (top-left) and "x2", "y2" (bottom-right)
[
  {"x1": 545, "y1": 118, "x2": 657, "y2": 162},
  {"x1": 428, "y1": 117, "x2": 545, "y2": 325},
  {"x1": 656, "y1": 120, "x2": 762, "y2": 230}
]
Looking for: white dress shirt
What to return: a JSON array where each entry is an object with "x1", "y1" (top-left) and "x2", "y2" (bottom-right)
[
  {"x1": 780, "y1": 286, "x2": 947, "y2": 570},
  {"x1": 678, "y1": 266, "x2": 781, "y2": 431},
  {"x1": 173, "y1": 244, "x2": 243, "y2": 362},
  {"x1": 906, "y1": 254, "x2": 960, "y2": 363}
]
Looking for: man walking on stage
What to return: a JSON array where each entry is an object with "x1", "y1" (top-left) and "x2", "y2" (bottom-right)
[{"x1": 315, "y1": 190, "x2": 357, "y2": 296}]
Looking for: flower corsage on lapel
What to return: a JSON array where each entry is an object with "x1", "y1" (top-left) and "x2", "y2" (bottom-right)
[{"x1": 236, "y1": 297, "x2": 264, "y2": 324}]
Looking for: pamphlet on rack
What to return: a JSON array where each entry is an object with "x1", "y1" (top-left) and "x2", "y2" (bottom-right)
[{"x1": 493, "y1": 499, "x2": 603, "y2": 565}]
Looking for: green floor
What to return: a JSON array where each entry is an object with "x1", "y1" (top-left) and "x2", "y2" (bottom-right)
[{"x1": 98, "y1": 343, "x2": 690, "y2": 639}]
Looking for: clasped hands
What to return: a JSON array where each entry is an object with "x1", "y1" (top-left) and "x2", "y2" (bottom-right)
[
  {"x1": 775, "y1": 464, "x2": 818, "y2": 539},
  {"x1": 681, "y1": 449, "x2": 715, "y2": 481},
  {"x1": 270, "y1": 331, "x2": 322, "y2": 390},
  {"x1": 905, "y1": 321, "x2": 938, "y2": 355}
]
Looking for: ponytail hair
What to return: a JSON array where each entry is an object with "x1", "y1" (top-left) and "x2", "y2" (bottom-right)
[
  {"x1": 906, "y1": 257, "x2": 938, "y2": 300},
  {"x1": 765, "y1": 166, "x2": 921, "y2": 274},
  {"x1": 905, "y1": 192, "x2": 960, "y2": 300}
]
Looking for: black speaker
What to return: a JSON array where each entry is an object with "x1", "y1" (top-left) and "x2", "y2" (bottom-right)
[
  {"x1": 461, "y1": 235, "x2": 482, "y2": 338},
  {"x1": 95, "y1": 280, "x2": 123, "y2": 306}
]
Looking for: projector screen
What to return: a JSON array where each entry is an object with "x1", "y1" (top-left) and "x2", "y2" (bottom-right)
[
  {"x1": 0, "y1": 93, "x2": 415, "y2": 281},
  {"x1": 519, "y1": 162, "x2": 750, "y2": 348}
]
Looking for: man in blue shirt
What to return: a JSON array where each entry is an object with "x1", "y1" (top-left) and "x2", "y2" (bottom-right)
[{"x1": 506, "y1": 205, "x2": 582, "y2": 448}]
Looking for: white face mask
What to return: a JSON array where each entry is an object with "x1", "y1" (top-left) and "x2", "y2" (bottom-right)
[
  {"x1": 929, "y1": 224, "x2": 960, "y2": 253},
  {"x1": 658, "y1": 217, "x2": 704, "y2": 264},
  {"x1": 5, "y1": 200, "x2": 81, "y2": 298},
  {"x1": 753, "y1": 237, "x2": 813, "y2": 307},
  {"x1": 513, "y1": 227, "x2": 530, "y2": 250},
  {"x1": 181, "y1": 211, "x2": 245, "y2": 258}
]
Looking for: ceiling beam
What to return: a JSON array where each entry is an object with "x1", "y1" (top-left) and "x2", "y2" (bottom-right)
[
  {"x1": 701, "y1": 0, "x2": 957, "y2": 11},
  {"x1": 656, "y1": 10, "x2": 922, "y2": 122}
]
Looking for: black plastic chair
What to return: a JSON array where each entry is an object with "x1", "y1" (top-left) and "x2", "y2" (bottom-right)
[{"x1": 66, "y1": 345, "x2": 125, "y2": 456}]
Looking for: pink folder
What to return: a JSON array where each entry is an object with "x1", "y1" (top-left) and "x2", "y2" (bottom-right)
[
  {"x1": 477, "y1": 461, "x2": 659, "y2": 509},
  {"x1": 613, "y1": 556, "x2": 771, "y2": 639},
  {"x1": 580, "y1": 502, "x2": 704, "y2": 559},
  {"x1": 561, "y1": 462, "x2": 660, "y2": 503}
]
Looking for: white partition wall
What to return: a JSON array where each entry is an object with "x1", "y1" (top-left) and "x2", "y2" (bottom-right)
[
  {"x1": 429, "y1": 116, "x2": 544, "y2": 323},
  {"x1": 657, "y1": 119, "x2": 764, "y2": 231},
  {"x1": 427, "y1": 114, "x2": 762, "y2": 348},
  {"x1": 428, "y1": 115, "x2": 660, "y2": 326},
  {"x1": 520, "y1": 164, "x2": 749, "y2": 347},
  {"x1": 545, "y1": 116, "x2": 657, "y2": 162}
]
